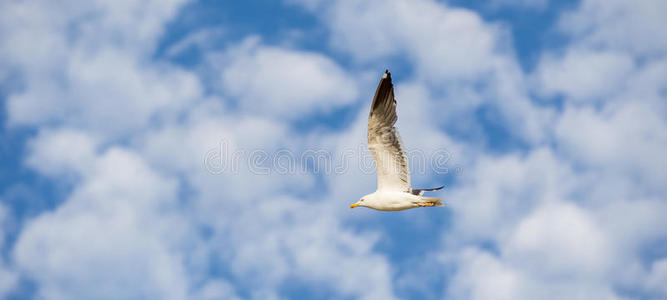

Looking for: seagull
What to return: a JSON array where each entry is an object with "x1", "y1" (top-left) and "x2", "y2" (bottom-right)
[{"x1": 350, "y1": 70, "x2": 444, "y2": 211}]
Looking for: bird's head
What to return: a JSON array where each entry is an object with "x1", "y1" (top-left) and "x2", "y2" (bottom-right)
[
  {"x1": 350, "y1": 197, "x2": 365, "y2": 209},
  {"x1": 350, "y1": 193, "x2": 376, "y2": 209}
]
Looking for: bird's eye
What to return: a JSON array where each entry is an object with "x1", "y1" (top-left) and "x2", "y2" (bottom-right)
[{"x1": 360, "y1": 199, "x2": 365, "y2": 202}]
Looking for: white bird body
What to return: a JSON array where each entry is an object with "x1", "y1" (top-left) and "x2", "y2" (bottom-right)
[
  {"x1": 350, "y1": 70, "x2": 444, "y2": 212},
  {"x1": 358, "y1": 191, "x2": 442, "y2": 211},
  {"x1": 359, "y1": 191, "x2": 419, "y2": 211}
]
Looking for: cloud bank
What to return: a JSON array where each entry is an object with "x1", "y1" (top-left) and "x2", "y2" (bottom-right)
[{"x1": 1, "y1": 0, "x2": 666, "y2": 299}]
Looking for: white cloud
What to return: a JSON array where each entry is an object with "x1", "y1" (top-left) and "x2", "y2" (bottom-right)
[
  {"x1": 6, "y1": 49, "x2": 202, "y2": 138},
  {"x1": 217, "y1": 37, "x2": 358, "y2": 120},
  {"x1": 136, "y1": 98, "x2": 396, "y2": 299},
  {"x1": 446, "y1": 247, "x2": 622, "y2": 300},
  {"x1": 560, "y1": 0, "x2": 667, "y2": 56},
  {"x1": 447, "y1": 148, "x2": 576, "y2": 243},
  {"x1": 194, "y1": 280, "x2": 240, "y2": 300},
  {"x1": 17, "y1": 118, "x2": 395, "y2": 299},
  {"x1": 447, "y1": 249, "x2": 522, "y2": 300},
  {"x1": 647, "y1": 258, "x2": 667, "y2": 295},
  {"x1": 294, "y1": 0, "x2": 505, "y2": 80},
  {"x1": 25, "y1": 129, "x2": 98, "y2": 179},
  {"x1": 1, "y1": 0, "x2": 200, "y2": 138},
  {"x1": 0, "y1": 262, "x2": 15, "y2": 299},
  {"x1": 165, "y1": 27, "x2": 226, "y2": 58},
  {"x1": 0, "y1": 0, "x2": 187, "y2": 62},
  {"x1": 215, "y1": 198, "x2": 395, "y2": 299},
  {"x1": 505, "y1": 201, "x2": 611, "y2": 278},
  {"x1": 555, "y1": 96, "x2": 667, "y2": 192},
  {"x1": 289, "y1": 2, "x2": 667, "y2": 298},
  {"x1": 536, "y1": 7, "x2": 667, "y2": 296},
  {"x1": 15, "y1": 147, "x2": 192, "y2": 299},
  {"x1": 444, "y1": 140, "x2": 666, "y2": 298},
  {"x1": 6, "y1": 17, "x2": 395, "y2": 296},
  {"x1": 536, "y1": 49, "x2": 635, "y2": 102},
  {"x1": 292, "y1": 0, "x2": 554, "y2": 145}
]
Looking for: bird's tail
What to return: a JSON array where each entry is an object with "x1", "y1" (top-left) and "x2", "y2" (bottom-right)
[
  {"x1": 419, "y1": 197, "x2": 443, "y2": 207},
  {"x1": 411, "y1": 185, "x2": 444, "y2": 196}
]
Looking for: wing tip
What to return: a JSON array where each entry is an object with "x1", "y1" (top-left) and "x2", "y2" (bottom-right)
[
  {"x1": 371, "y1": 69, "x2": 394, "y2": 111},
  {"x1": 382, "y1": 69, "x2": 391, "y2": 79}
]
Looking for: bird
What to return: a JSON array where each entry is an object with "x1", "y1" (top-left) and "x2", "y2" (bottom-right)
[{"x1": 350, "y1": 70, "x2": 444, "y2": 211}]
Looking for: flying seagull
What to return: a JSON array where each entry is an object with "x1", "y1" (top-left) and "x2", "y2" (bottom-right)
[{"x1": 350, "y1": 70, "x2": 444, "y2": 211}]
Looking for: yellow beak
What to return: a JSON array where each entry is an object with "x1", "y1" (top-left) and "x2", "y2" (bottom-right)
[{"x1": 350, "y1": 203, "x2": 360, "y2": 209}]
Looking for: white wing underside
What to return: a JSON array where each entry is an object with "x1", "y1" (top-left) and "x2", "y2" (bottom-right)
[{"x1": 368, "y1": 71, "x2": 411, "y2": 192}]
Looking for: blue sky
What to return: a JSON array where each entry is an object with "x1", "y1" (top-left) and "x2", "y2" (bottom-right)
[{"x1": 1, "y1": 0, "x2": 667, "y2": 299}]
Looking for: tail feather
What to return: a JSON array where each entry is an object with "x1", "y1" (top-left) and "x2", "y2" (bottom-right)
[
  {"x1": 411, "y1": 185, "x2": 445, "y2": 196},
  {"x1": 419, "y1": 197, "x2": 443, "y2": 207}
]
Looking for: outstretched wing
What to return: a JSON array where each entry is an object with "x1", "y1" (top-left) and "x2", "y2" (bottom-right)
[{"x1": 367, "y1": 70, "x2": 411, "y2": 192}]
